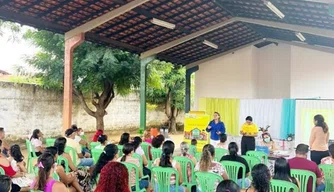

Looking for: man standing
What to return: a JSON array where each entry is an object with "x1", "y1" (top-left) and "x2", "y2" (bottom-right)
[
  {"x1": 206, "y1": 112, "x2": 225, "y2": 147},
  {"x1": 65, "y1": 128, "x2": 94, "y2": 167},
  {"x1": 288, "y1": 144, "x2": 325, "y2": 192}
]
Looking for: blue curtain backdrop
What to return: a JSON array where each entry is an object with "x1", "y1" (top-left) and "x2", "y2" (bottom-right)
[{"x1": 280, "y1": 99, "x2": 296, "y2": 139}]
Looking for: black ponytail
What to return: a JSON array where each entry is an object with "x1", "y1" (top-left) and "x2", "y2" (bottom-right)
[
  {"x1": 228, "y1": 142, "x2": 239, "y2": 157},
  {"x1": 120, "y1": 143, "x2": 134, "y2": 162},
  {"x1": 159, "y1": 141, "x2": 175, "y2": 168}
]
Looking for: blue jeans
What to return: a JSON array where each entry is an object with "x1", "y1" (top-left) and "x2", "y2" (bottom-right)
[
  {"x1": 316, "y1": 183, "x2": 325, "y2": 192},
  {"x1": 131, "y1": 180, "x2": 149, "y2": 191},
  {"x1": 78, "y1": 158, "x2": 94, "y2": 167},
  {"x1": 154, "y1": 184, "x2": 184, "y2": 192},
  {"x1": 237, "y1": 178, "x2": 251, "y2": 189}
]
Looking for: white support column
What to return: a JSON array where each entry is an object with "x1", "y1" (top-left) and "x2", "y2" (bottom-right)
[{"x1": 65, "y1": 0, "x2": 150, "y2": 40}]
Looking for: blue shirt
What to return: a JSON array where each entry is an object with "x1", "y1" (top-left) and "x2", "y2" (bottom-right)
[{"x1": 206, "y1": 120, "x2": 226, "y2": 140}]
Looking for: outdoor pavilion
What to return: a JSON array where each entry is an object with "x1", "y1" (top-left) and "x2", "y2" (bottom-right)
[{"x1": 0, "y1": 0, "x2": 334, "y2": 133}]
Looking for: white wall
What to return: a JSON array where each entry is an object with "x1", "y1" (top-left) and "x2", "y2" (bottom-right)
[
  {"x1": 194, "y1": 46, "x2": 257, "y2": 109},
  {"x1": 290, "y1": 46, "x2": 334, "y2": 99},
  {"x1": 194, "y1": 43, "x2": 334, "y2": 109}
]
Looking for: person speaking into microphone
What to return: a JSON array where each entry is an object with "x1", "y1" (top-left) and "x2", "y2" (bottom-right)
[{"x1": 206, "y1": 112, "x2": 226, "y2": 147}]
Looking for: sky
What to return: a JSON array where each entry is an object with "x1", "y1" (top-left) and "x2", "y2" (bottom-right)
[{"x1": 0, "y1": 27, "x2": 38, "y2": 74}]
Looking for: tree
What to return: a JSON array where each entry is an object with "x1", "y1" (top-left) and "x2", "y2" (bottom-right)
[
  {"x1": 24, "y1": 30, "x2": 140, "y2": 130},
  {"x1": 0, "y1": 19, "x2": 21, "y2": 42},
  {"x1": 147, "y1": 60, "x2": 185, "y2": 133}
]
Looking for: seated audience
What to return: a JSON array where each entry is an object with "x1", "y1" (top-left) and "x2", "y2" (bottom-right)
[
  {"x1": 153, "y1": 141, "x2": 185, "y2": 192},
  {"x1": 216, "y1": 180, "x2": 240, "y2": 192},
  {"x1": 65, "y1": 129, "x2": 94, "y2": 167},
  {"x1": 45, "y1": 147, "x2": 84, "y2": 192},
  {"x1": 273, "y1": 158, "x2": 299, "y2": 190},
  {"x1": 95, "y1": 135, "x2": 108, "y2": 150},
  {"x1": 288, "y1": 144, "x2": 325, "y2": 192},
  {"x1": 189, "y1": 139, "x2": 197, "y2": 156},
  {"x1": 54, "y1": 137, "x2": 78, "y2": 172},
  {"x1": 92, "y1": 130, "x2": 104, "y2": 142},
  {"x1": 241, "y1": 164, "x2": 270, "y2": 192},
  {"x1": 216, "y1": 134, "x2": 228, "y2": 150},
  {"x1": 118, "y1": 143, "x2": 150, "y2": 191},
  {"x1": 0, "y1": 128, "x2": 9, "y2": 157},
  {"x1": 259, "y1": 133, "x2": 276, "y2": 152},
  {"x1": 321, "y1": 144, "x2": 334, "y2": 165},
  {"x1": 179, "y1": 141, "x2": 196, "y2": 164},
  {"x1": 78, "y1": 128, "x2": 87, "y2": 141},
  {"x1": 30, "y1": 129, "x2": 45, "y2": 156},
  {"x1": 95, "y1": 161, "x2": 130, "y2": 192},
  {"x1": 132, "y1": 137, "x2": 151, "y2": 177},
  {"x1": 119, "y1": 133, "x2": 130, "y2": 146},
  {"x1": 220, "y1": 142, "x2": 250, "y2": 188},
  {"x1": 195, "y1": 144, "x2": 229, "y2": 191},
  {"x1": 91, "y1": 144, "x2": 119, "y2": 185},
  {"x1": 8, "y1": 144, "x2": 27, "y2": 173},
  {"x1": 151, "y1": 135, "x2": 165, "y2": 149},
  {"x1": 0, "y1": 175, "x2": 12, "y2": 192},
  {"x1": 143, "y1": 130, "x2": 152, "y2": 144},
  {"x1": 71, "y1": 125, "x2": 90, "y2": 157},
  {"x1": 0, "y1": 141, "x2": 31, "y2": 191},
  {"x1": 31, "y1": 153, "x2": 67, "y2": 192}
]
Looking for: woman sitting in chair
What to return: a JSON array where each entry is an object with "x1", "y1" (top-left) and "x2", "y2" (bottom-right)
[
  {"x1": 259, "y1": 133, "x2": 277, "y2": 153},
  {"x1": 273, "y1": 158, "x2": 299, "y2": 191},
  {"x1": 95, "y1": 135, "x2": 108, "y2": 150}
]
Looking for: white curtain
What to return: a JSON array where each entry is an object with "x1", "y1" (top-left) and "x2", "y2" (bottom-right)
[
  {"x1": 295, "y1": 100, "x2": 334, "y2": 147},
  {"x1": 239, "y1": 99, "x2": 283, "y2": 139}
]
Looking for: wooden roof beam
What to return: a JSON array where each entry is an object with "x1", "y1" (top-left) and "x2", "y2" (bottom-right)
[
  {"x1": 140, "y1": 18, "x2": 236, "y2": 59},
  {"x1": 64, "y1": 0, "x2": 150, "y2": 40}
]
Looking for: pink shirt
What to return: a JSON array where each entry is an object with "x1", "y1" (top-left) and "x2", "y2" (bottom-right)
[{"x1": 309, "y1": 126, "x2": 329, "y2": 151}]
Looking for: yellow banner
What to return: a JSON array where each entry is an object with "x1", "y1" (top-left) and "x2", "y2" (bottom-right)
[{"x1": 184, "y1": 112, "x2": 210, "y2": 152}]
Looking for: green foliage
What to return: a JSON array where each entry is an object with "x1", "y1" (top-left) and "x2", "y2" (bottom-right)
[
  {"x1": 0, "y1": 19, "x2": 22, "y2": 42},
  {"x1": 23, "y1": 30, "x2": 140, "y2": 96},
  {"x1": 147, "y1": 60, "x2": 185, "y2": 111},
  {"x1": 6, "y1": 76, "x2": 42, "y2": 85}
]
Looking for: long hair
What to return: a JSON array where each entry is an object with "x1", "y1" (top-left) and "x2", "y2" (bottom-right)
[
  {"x1": 159, "y1": 140, "x2": 175, "y2": 167},
  {"x1": 329, "y1": 144, "x2": 334, "y2": 159},
  {"x1": 216, "y1": 180, "x2": 240, "y2": 192},
  {"x1": 10, "y1": 144, "x2": 24, "y2": 163},
  {"x1": 92, "y1": 144, "x2": 118, "y2": 184},
  {"x1": 180, "y1": 142, "x2": 189, "y2": 157},
  {"x1": 251, "y1": 164, "x2": 271, "y2": 192},
  {"x1": 30, "y1": 129, "x2": 41, "y2": 141},
  {"x1": 95, "y1": 162, "x2": 130, "y2": 192},
  {"x1": 314, "y1": 114, "x2": 328, "y2": 133},
  {"x1": 143, "y1": 130, "x2": 151, "y2": 140},
  {"x1": 214, "y1": 112, "x2": 221, "y2": 121},
  {"x1": 200, "y1": 144, "x2": 215, "y2": 172},
  {"x1": 33, "y1": 152, "x2": 55, "y2": 190},
  {"x1": 152, "y1": 135, "x2": 165, "y2": 148},
  {"x1": 132, "y1": 136, "x2": 142, "y2": 151},
  {"x1": 273, "y1": 158, "x2": 292, "y2": 182},
  {"x1": 54, "y1": 137, "x2": 67, "y2": 155},
  {"x1": 119, "y1": 133, "x2": 130, "y2": 145},
  {"x1": 120, "y1": 143, "x2": 134, "y2": 162},
  {"x1": 98, "y1": 135, "x2": 108, "y2": 145},
  {"x1": 228, "y1": 142, "x2": 239, "y2": 158},
  {"x1": 262, "y1": 133, "x2": 273, "y2": 142},
  {"x1": 45, "y1": 147, "x2": 58, "y2": 157},
  {"x1": 0, "y1": 175, "x2": 11, "y2": 192}
]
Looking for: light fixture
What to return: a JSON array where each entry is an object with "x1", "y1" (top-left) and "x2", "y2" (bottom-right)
[
  {"x1": 264, "y1": 0, "x2": 285, "y2": 19},
  {"x1": 203, "y1": 40, "x2": 218, "y2": 49},
  {"x1": 151, "y1": 18, "x2": 176, "y2": 29},
  {"x1": 295, "y1": 32, "x2": 306, "y2": 42}
]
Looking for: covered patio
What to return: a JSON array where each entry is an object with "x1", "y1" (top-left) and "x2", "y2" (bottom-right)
[{"x1": 0, "y1": 0, "x2": 334, "y2": 133}]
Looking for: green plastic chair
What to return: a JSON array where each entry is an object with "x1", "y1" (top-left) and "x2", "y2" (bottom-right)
[
  {"x1": 195, "y1": 171, "x2": 223, "y2": 192},
  {"x1": 221, "y1": 160, "x2": 246, "y2": 188},
  {"x1": 90, "y1": 142, "x2": 100, "y2": 149},
  {"x1": 25, "y1": 139, "x2": 38, "y2": 173},
  {"x1": 92, "y1": 148, "x2": 103, "y2": 163},
  {"x1": 215, "y1": 148, "x2": 229, "y2": 161},
  {"x1": 57, "y1": 155, "x2": 70, "y2": 173},
  {"x1": 173, "y1": 156, "x2": 196, "y2": 191},
  {"x1": 65, "y1": 146, "x2": 78, "y2": 166},
  {"x1": 291, "y1": 169, "x2": 316, "y2": 192},
  {"x1": 46, "y1": 138, "x2": 56, "y2": 147},
  {"x1": 151, "y1": 167, "x2": 180, "y2": 192},
  {"x1": 319, "y1": 164, "x2": 334, "y2": 192},
  {"x1": 195, "y1": 152, "x2": 202, "y2": 162},
  {"x1": 241, "y1": 155, "x2": 261, "y2": 171},
  {"x1": 117, "y1": 145, "x2": 124, "y2": 157},
  {"x1": 151, "y1": 148, "x2": 162, "y2": 162},
  {"x1": 122, "y1": 162, "x2": 147, "y2": 192},
  {"x1": 132, "y1": 153, "x2": 146, "y2": 176},
  {"x1": 141, "y1": 142, "x2": 152, "y2": 168},
  {"x1": 189, "y1": 145, "x2": 197, "y2": 156},
  {"x1": 0, "y1": 167, "x2": 4, "y2": 175},
  {"x1": 270, "y1": 179, "x2": 299, "y2": 192},
  {"x1": 246, "y1": 151, "x2": 268, "y2": 165}
]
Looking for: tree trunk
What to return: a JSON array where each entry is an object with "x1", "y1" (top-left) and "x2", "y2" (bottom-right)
[
  {"x1": 169, "y1": 116, "x2": 177, "y2": 134},
  {"x1": 95, "y1": 113, "x2": 105, "y2": 131}
]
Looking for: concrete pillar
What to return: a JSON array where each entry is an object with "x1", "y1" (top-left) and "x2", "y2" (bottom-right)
[
  {"x1": 185, "y1": 66, "x2": 199, "y2": 113},
  {"x1": 63, "y1": 33, "x2": 84, "y2": 133}
]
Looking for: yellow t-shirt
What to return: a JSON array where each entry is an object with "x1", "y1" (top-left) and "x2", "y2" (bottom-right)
[{"x1": 241, "y1": 123, "x2": 258, "y2": 135}]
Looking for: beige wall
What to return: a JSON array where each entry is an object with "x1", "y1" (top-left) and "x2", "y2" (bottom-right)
[{"x1": 194, "y1": 43, "x2": 334, "y2": 109}]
